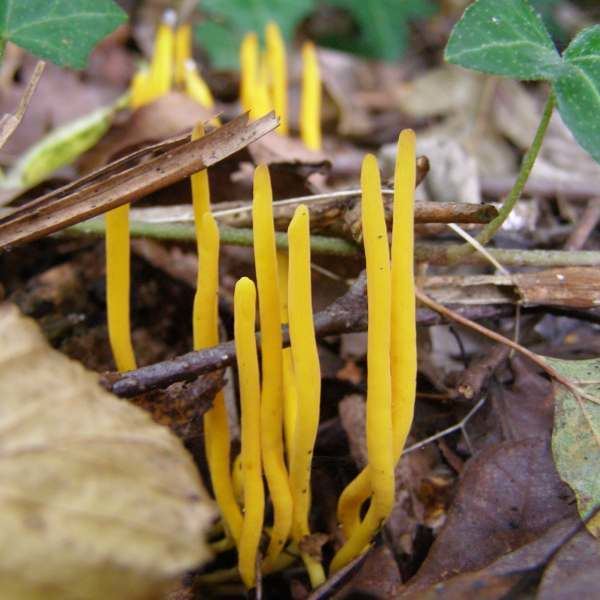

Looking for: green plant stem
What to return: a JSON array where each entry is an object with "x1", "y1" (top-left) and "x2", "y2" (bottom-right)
[
  {"x1": 445, "y1": 92, "x2": 556, "y2": 264},
  {"x1": 65, "y1": 216, "x2": 600, "y2": 267},
  {"x1": 67, "y1": 218, "x2": 361, "y2": 257}
]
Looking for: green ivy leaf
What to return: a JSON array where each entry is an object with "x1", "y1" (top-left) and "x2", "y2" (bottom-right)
[
  {"x1": 196, "y1": 0, "x2": 314, "y2": 70},
  {"x1": 546, "y1": 356, "x2": 600, "y2": 537},
  {"x1": 553, "y1": 26, "x2": 600, "y2": 163},
  {"x1": 0, "y1": 0, "x2": 127, "y2": 69},
  {"x1": 445, "y1": 0, "x2": 562, "y2": 80},
  {"x1": 317, "y1": 0, "x2": 436, "y2": 62}
]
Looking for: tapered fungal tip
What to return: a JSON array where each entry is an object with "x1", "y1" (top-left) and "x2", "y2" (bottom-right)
[
  {"x1": 235, "y1": 276, "x2": 257, "y2": 301},
  {"x1": 293, "y1": 204, "x2": 309, "y2": 221},
  {"x1": 399, "y1": 128, "x2": 416, "y2": 142},
  {"x1": 254, "y1": 163, "x2": 270, "y2": 184},
  {"x1": 162, "y1": 9, "x2": 177, "y2": 27},
  {"x1": 302, "y1": 40, "x2": 316, "y2": 54},
  {"x1": 361, "y1": 153, "x2": 380, "y2": 178},
  {"x1": 265, "y1": 20, "x2": 281, "y2": 37},
  {"x1": 242, "y1": 31, "x2": 258, "y2": 46}
]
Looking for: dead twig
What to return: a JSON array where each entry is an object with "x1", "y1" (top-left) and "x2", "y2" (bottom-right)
[
  {"x1": 0, "y1": 112, "x2": 278, "y2": 249},
  {"x1": 103, "y1": 273, "x2": 515, "y2": 397},
  {"x1": 0, "y1": 61, "x2": 45, "y2": 151},
  {"x1": 455, "y1": 345, "x2": 511, "y2": 401},
  {"x1": 564, "y1": 198, "x2": 600, "y2": 251}
]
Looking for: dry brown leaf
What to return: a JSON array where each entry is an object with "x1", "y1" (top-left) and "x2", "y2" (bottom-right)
[{"x1": 0, "y1": 303, "x2": 215, "y2": 600}]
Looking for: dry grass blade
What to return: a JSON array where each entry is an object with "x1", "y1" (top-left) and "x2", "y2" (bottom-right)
[
  {"x1": 0, "y1": 111, "x2": 278, "y2": 250},
  {"x1": 0, "y1": 61, "x2": 45, "y2": 151}
]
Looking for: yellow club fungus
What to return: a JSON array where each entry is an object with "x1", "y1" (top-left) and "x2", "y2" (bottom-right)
[
  {"x1": 190, "y1": 140, "x2": 242, "y2": 544},
  {"x1": 240, "y1": 32, "x2": 259, "y2": 113},
  {"x1": 252, "y1": 165, "x2": 293, "y2": 570},
  {"x1": 149, "y1": 10, "x2": 176, "y2": 98},
  {"x1": 265, "y1": 21, "x2": 288, "y2": 135},
  {"x1": 184, "y1": 60, "x2": 216, "y2": 110},
  {"x1": 391, "y1": 130, "x2": 417, "y2": 462},
  {"x1": 105, "y1": 206, "x2": 136, "y2": 372},
  {"x1": 300, "y1": 41, "x2": 322, "y2": 151},
  {"x1": 195, "y1": 212, "x2": 243, "y2": 543},
  {"x1": 330, "y1": 154, "x2": 395, "y2": 574},
  {"x1": 174, "y1": 23, "x2": 192, "y2": 86},
  {"x1": 335, "y1": 131, "x2": 418, "y2": 542},
  {"x1": 105, "y1": 55, "x2": 157, "y2": 372},
  {"x1": 287, "y1": 205, "x2": 326, "y2": 588},
  {"x1": 277, "y1": 251, "x2": 298, "y2": 461},
  {"x1": 250, "y1": 55, "x2": 273, "y2": 121},
  {"x1": 234, "y1": 277, "x2": 265, "y2": 589}
]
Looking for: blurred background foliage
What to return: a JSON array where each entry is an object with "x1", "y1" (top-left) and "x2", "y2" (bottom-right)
[{"x1": 185, "y1": 0, "x2": 600, "y2": 69}]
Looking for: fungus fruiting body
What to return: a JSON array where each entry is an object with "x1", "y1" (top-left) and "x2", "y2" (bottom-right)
[
  {"x1": 250, "y1": 57, "x2": 273, "y2": 120},
  {"x1": 174, "y1": 23, "x2": 192, "y2": 86},
  {"x1": 300, "y1": 41, "x2": 322, "y2": 150},
  {"x1": 195, "y1": 213, "x2": 242, "y2": 543},
  {"x1": 265, "y1": 22, "x2": 288, "y2": 134},
  {"x1": 287, "y1": 205, "x2": 326, "y2": 588},
  {"x1": 150, "y1": 10, "x2": 175, "y2": 97},
  {"x1": 190, "y1": 133, "x2": 242, "y2": 544},
  {"x1": 277, "y1": 251, "x2": 298, "y2": 460},
  {"x1": 105, "y1": 206, "x2": 136, "y2": 372},
  {"x1": 330, "y1": 155, "x2": 395, "y2": 573},
  {"x1": 391, "y1": 130, "x2": 417, "y2": 460},
  {"x1": 252, "y1": 165, "x2": 293, "y2": 570},
  {"x1": 234, "y1": 277, "x2": 265, "y2": 589},
  {"x1": 184, "y1": 60, "x2": 216, "y2": 110},
  {"x1": 240, "y1": 32, "x2": 259, "y2": 113}
]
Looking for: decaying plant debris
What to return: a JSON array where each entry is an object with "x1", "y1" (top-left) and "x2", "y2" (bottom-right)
[{"x1": 1, "y1": 0, "x2": 600, "y2": 598}]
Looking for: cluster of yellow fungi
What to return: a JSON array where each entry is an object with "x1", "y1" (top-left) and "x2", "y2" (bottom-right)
[
  {"x1": 240, "y1": 24, "x2": 321, "y2": 148},
  {"x1": 105, "y1": 13, "x2": 417, "y2": 591}
]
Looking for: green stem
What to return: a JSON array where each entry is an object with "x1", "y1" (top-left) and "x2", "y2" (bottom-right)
[
  {"x1": 66, "y1": 218, "x2": 361, "y2": 257},
  {"x1": 446, "y1": 92, "x2": 556, "y2": 264},
  {"x1": 65, "y1": 217, "x2": 600, "y2": 267}
]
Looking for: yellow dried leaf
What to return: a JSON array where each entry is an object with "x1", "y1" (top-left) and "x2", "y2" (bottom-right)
[{"x1": 0, "y1": 304, "x2": 215, "y2": 600}]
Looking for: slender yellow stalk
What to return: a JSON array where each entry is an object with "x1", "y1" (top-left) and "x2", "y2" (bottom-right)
[
  {"x1": 130, "y1": 69, "x2": 153, "y2": 108},
  {"x1": 190, "y1": 122, "x2": 210, "y2": 240},
  {"x1": 252, "y1": 165, "x2": 293, "y2": 570},
  {"x1": 184, "y1": 60, "x2": 215, "y2": 107},
  {"x1": 106, "y1": 62, "x2": 154, "y2": 371},
  {"x1": 190, "y1": 143, "x2": 242, "y2": 543},
  {"x1": 149, "y1": 10, "x2": 175, "y2": 97},
  {"x1": 287, "y1": 205, "x2": 326, "y2": 588},
  {"x1": 174, "y1": 23, "x2": 192, "y2": 86},
  {"x1": 391, "y1": 130, "x2": 417, "y2": 458},
  {"x1": 195, "y1": 212, "x2": 243, "y2": 543},
  {"x1": 330, "y1": 155, "x2": 394, "y2": 574},
  {"x1": 250, "y1": 54, "x2": 272, "y2": 120},
  {"x1": 106, "y1": 206, "x2": 136, "y2": 372},
  {"x1": 277, "y1": 251, "x2": 297, "y2": 460},
  {"x1": 300, "y1": 41, "x2": 321, "y2": 150},
  {"x1": 336, "y1": 132, "x2": 418, "y2": 539},
  {"x1": 240, "y1": 32, "x2": 259, "y2": 113},
  {"x1": 265, "y1": 21, "x2": 288, "y2": 135},
  {"x1": 234, "y1": 277, "x2": 265, "y2": 589}
]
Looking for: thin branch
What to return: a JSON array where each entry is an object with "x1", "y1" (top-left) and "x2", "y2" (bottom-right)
[
  {"x1": 401, "y1": 396, "x2": 486, "y2": 456},
  {"x1": 102, "y1": 274, "x2": 515, "y2": 397},
  {"x1": 0, "y1": 61, "x2": 45, "y2": 151}
]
